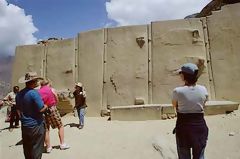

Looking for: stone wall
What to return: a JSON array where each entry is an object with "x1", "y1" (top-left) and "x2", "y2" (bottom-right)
[{"x1": 12, "y1": 3, "x2": 240, "y2": 116}]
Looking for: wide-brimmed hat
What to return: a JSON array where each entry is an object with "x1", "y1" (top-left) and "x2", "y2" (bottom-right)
[
  {"x1": 18, "y1": 72, "x2": 43, "y2": 83},
  {"x1": 177, "y1": 63, "x2": 198, "y2": 75},
  {"x1": 75, "y1": 82, "x2": 83, "y2": 87}
]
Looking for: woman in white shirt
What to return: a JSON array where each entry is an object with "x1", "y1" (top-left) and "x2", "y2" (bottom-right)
[{"x1": 172, "y1": 63, "x2": 208, "y2": 159}]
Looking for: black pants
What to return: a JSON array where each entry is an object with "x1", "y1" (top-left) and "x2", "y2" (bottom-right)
[
  {"x1": 10, "y1": 105, "x2": 19, "y2": 128},
  {"x1": 176, "y1": 113, "x2": 208, "y2": 159},
  {"x1": 22, "y1": 123, "x2": 45, "y2": 159}
]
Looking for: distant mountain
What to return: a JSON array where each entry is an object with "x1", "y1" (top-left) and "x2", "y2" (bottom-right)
[{"x1": 0, "y1": 55, "x2": 14, "y2": 98}]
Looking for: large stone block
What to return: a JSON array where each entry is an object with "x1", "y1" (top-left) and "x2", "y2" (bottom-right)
[
  {"x1": 151, "y1": 19, "x2": 211, "y2": 104},
  {"x1": 111, "y1": 104, "x2": 162, "y2": 121},
  {"x1": 204, "y1": 101, "x2": 239, "y2": 115},
  {"x1": 78, "y1": 30, "x2": 104, "y2": 116},
  {"x1": 207, "y1": 3, "x2": 240, "y2": 102},
  {"x1": 111, "y1": 101, "x2": 239, "y2": 121},
  {"x1": 161, "y1": 101, "x2": 239, "y2": 116},
  {"x1": 105, "y1": 25, "x2": 149, "y2": 108}
]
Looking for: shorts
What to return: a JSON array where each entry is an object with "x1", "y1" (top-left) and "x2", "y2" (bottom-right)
[{"x1": 44, "y1": 107, "x2": 63, "y2": 129}]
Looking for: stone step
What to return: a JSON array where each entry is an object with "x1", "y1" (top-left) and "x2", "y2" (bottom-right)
[
  {"x1": 110, "y1": 104, "x2": 162, "y2": 121},
  {"x1": 110, "y1": 101, "x2": 239, "y2": 121}
]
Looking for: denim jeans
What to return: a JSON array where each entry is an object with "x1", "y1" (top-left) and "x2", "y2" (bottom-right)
[{"x1": 77, "y1": 108, "x2": 85, "y2": 126}]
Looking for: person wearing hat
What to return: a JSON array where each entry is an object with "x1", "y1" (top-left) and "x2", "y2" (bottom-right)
[
  {"x1": 172, "y1": 63, "x2": 209, "y2": 159},
  {"x1": 38, "y1": 79, "x2": 70, "y2": 153},
  {"x1": 73, "y1": 82, "x2": 87, "y2": 129},
  {"x1": 16, "y1": 72, "x2": 48, "y2": 159}
]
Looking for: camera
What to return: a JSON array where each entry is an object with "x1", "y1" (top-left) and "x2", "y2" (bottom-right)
[{"x1": 44, "y1": 108, "x2": 51, "y2": 116}]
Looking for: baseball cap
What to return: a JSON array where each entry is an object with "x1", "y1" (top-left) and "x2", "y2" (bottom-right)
[{"x1": 179, "y1": 63, "x2": 198, "y2": 75}]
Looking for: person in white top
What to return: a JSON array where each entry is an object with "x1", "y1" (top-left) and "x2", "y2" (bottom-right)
[
  {"x1": 3, "y1": 86, "x2": 20, "y2": 131},
  {"x1": 172, "y1": 63, "x2": 209, "y2": 159}
]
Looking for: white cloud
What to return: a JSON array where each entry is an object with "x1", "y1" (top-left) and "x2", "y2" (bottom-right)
[
  {"x1": 0, "y1": 0, "x2": 38, "y2": 56},
  {"x1": 106, "y1": 0, "x2": 210, "y2": 26}
]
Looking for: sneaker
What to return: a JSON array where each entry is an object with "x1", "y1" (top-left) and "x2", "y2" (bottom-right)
[
  {"x1": 9, "y1": 128, "x2": 13, "y2": 132},
  {"x1": 78, "y1": 125, "x2": 84, "y2": 129},
  {"x1": 60, "y1": 143, "x2": 70, "y2": 150},
  {"x1": 46, "y1": 146, "x2": 53, "y2": 153}
]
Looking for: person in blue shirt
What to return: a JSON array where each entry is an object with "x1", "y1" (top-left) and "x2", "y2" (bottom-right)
[{"x1": 16, "y1": 72, "x2": 47, "y2": 159}]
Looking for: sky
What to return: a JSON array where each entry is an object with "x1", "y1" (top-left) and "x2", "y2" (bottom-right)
[{"x1": 0, "y1": 0, "x2": 210, "y2": 56}]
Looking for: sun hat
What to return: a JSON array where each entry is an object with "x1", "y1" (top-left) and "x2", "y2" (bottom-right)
[
  {"x1": 178, "y1": 63, "x2": 198, "y2": 75},
  {"x1": 18, "y1": 72, "x2": 43, "y2": 83},
  {"x1": 75, "y1": 82, "x2": 83, "y2": 87}
]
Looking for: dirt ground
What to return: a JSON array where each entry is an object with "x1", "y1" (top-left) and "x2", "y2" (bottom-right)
[{"x1": 0, "y1": 106, "x2": 240, "y2": 159}]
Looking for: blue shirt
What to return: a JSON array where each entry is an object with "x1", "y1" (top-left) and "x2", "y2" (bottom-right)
[{"x1": 16, "y1": 87, "x2": 44, "y2": 128}]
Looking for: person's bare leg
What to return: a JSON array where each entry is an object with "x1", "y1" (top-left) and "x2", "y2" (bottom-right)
[
  {"x1": 58, "y1": 126, "x2": 64, "y2": 145},
  {"x1": 45, "y1": 126, "x2": 51, "y2": 148},
  {"x1": 58, "y1": 126, "x2": 70, "y2": 150}
]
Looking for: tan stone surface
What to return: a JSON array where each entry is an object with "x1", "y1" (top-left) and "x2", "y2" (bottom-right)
[
  {"x1": 1, "y1": 106, "x2": 240, "y2": 159},
  {"x1": 207, "y1": 3, "x2": 240, "y2": 102},
  {"x1": 105, "y1": 25, "x2": 149, "y2": 107},
  {"x1": 151, "y1": 19, "x2": 211, "y2": 104},
  {"x1": 45, "y1": 39, "x2": 75, "y2": 90},
  {"x1": 11, "y1": 3, "x2": 240, "y2": 116},
  {"x1": 77, "y1": 30, "x2": 104, "y2": 116},
  {"x1": 111, "y1": 104, "x2": 162, "y2": 121},
  {"x1": 12, "y1": 45, "x2": 45, "y2": 88},
  {"x1": 111, "y1": 101, "x2": 239, "y2": 121}
]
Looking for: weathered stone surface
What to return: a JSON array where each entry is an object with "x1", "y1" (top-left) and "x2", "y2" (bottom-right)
[
  {"x1": 205, "y1": 101, "x2": 239, "y2": 115},
  {"x1": 110, "y1": 101, "x2": 239, "y2": 121},
  {"x1": 11, "y1": 3, "x2": 240, "y2": 117},
  {"x1": 152, "y1": 136, "x2": 177, "y2": 159},
  {"x1": 111, "y1": 104, "x2": 162, "y2": 121}
]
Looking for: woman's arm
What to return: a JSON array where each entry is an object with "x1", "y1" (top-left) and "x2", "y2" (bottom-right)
[
  {"x1": 51, "y1": 88, "x2": 59, "y2": 103},
  {"x1": 172, "y1": 99, "x2": 178, "y2": 114}
]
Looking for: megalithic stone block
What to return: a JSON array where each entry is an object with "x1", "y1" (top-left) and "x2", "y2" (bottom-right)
[
  {"x1": 110, "y1": 104, "x2": 162, "y2": 121},
  {"x1": 110, "y1": 101, "x2": 239, "y2": 121},
  {"x1": 204, "y1": 101, "x2": 239, "y2": 115}
]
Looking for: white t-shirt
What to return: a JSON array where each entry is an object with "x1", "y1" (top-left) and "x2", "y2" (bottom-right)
[
  {"x1": 172, "y1": 85, "x2": 208, "y2": 113},
  {"x1": 4, "y1": 92, "x2": 17, "y2": 106}
]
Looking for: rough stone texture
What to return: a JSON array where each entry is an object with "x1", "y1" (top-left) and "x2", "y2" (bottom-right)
[
  {"x1": 204, "y1": 101, "x2": 239, "y2": 115},
  {"x1": 110, "y1": 101, "x2": 239, "y2": 121},
  {"x1": 207, "y1": 3, "x2": 240, "y2": 102},
  {"x1": 12, "y1": 3, "x2": 240, "y2": 116},
  {"x1": 46, "y1": 39, "x2": 75, "y2": 90},
  {"x1": 78, "y1": 30, "x2": 104, "y2": 116},
  {"x1": 152, "y1": 136, "x2": 177, "y2": 159},
  {"x1": 151, "y1": 18, "x2": 211, "y2": 104},
  {"x1": 105, "y1": 25, "x2": 149, "y2": 107},
  {"x1": 57, "y1": 99, "x2": 73, "y2": 116},
  {"x1": 111, "y1": 104, "x2": 162, "y2": 121},
  {"x1": 12, "y1": 44, "x2": 45, "y2": 89}
]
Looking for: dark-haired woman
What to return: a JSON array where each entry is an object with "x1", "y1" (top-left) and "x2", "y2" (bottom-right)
[{"x1": 172, "y1": 63, "x2": 209, "y2": 159}]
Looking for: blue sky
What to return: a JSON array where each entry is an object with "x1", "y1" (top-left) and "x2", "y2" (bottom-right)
[
  {"x1": 0, "y1": 0, "x2": 210, "y2": 56},
  {"x1": 7, "y1": 0, "x2": 114, "y2": 40}
]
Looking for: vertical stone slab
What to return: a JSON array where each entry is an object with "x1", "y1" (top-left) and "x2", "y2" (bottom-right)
[
  {"x1": 78, "y1": 30, "x2": 104, "y2": 116},
  {"x1": 201, "y1": 17, "x2": 216, "y2": 100},
  {"x1": 207, "y1": 3, "x2": 240, "y2": 102},
  {"x1": 151, "y1": 19, "x2": 211, "y2": 104},
  {"x1": 12, "y1": 45, "x2": 45, "y2": 88},
  {"x1": 106, "y1": 25, "x2": 149, "y2": 107},
  {"x1": 46, "y1": 39, "x2": 75, "y2": 90}
]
